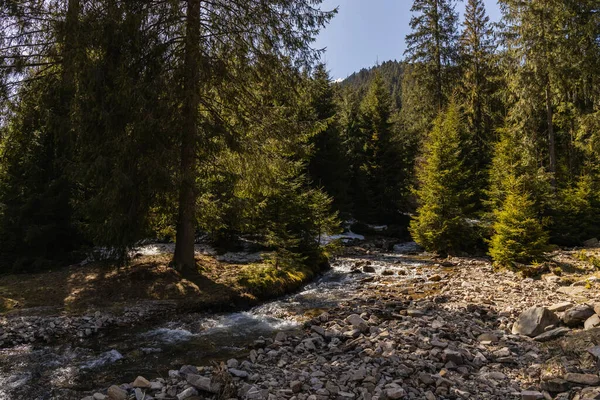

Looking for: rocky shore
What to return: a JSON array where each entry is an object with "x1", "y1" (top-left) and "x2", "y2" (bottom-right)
[{"x1": 82, "y1": 245, "x2": 600, "y2": 400}]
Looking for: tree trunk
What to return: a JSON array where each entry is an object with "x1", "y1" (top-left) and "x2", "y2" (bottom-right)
[
  {"x1": 546, "y1": 83, "x2": 556, "y2": 188},
  {"x1": 173, "y1": 0, "x2": 201, "y2": 273}
]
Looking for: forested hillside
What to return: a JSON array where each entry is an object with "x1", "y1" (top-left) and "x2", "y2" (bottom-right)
[{"x1": 0, "y1": 0, "x2": 599, "y2": 275}]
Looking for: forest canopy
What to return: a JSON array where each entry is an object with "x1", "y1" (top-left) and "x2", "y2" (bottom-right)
[{"x1": 0, "y1": 0, "x2": 599, "y2": 273}]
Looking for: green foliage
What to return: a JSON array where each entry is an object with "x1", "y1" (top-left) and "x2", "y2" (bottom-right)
[
  {"x1": 489, "y1": 179, "x2": 551, "y2": 267},
  {"x1": 550, "y1": 174, "x2": 600, "y2": 246},
  {"x1": 409, "y1": 100, "x2": 475, "y2": 254}
]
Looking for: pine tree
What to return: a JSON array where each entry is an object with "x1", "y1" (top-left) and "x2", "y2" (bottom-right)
[
  {"x1": 409, "y1": 100, "x2": 475, "y2": 254},
  {"x1": 307, "y1": 64, "x2": 351, "y2": 213},
  {"x1": 459, "y1": 0, "x2": 498, "y2": 207},
  {"x1": 349, "y1": 72, "x2": 409, "y2": 223},
  {"x1": 489, "y1": 177, "x2": 550, "y2": 266},
  {"x1": 404, "y1": 0, "x2": 460, "y2": 124}
]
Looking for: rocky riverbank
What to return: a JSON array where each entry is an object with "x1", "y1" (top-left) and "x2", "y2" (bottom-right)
[{"x1": 85, "y1": 244, "x2": 600, "y2": 400}]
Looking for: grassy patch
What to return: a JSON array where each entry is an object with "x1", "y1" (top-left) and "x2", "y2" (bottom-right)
[{"x1": 236, "y1": 263, "x2": 313, "y2": 299}]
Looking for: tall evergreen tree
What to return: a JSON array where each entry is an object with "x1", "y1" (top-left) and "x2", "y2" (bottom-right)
[
  {"x1": 404, "y1": 0, "x2": 460, "y2": 125},
  {"x1": 459, "y1": 0, "x2": 498, "y2": 207},
  {"x1": 307, "y1": 64, "x2": 351, "y2": 213},
  {"x1": 410, "y1": 100, "x2": 475, "y2": 254}
]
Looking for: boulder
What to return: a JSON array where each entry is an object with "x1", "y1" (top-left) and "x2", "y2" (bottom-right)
[
  {"x1": 187, "y1": 374, "x2": 220, "y2": 394},
  {"x1": 563, "y1": 305, "x2": 595, "y2": 327},
  {"x1": 512, "y1": 307, "x2": 560, "y2": 337}
]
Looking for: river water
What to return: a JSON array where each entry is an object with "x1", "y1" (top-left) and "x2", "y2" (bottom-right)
[{"x1": 0, "y1": 245, "x2": 426, "y2": 400}]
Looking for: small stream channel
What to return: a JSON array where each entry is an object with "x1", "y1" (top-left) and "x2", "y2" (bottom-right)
[{"x1": 0, "y1": 247, "x2": 428, "y2": 400}]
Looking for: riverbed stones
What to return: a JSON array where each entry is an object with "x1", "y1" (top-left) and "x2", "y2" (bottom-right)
[
  {"x1": 107, "y1": 385, "x2": 127, "y2": 400},
  {"x1": 186, "y1": 374, "x2": 220, "y2": 394},
  {"x1": 565, "y1": 373, "x2": 600, "y2": 386},
  {"x1": 585, "y1": 314, "x2": 600, "y2": 330},
  {"x1": 548, "y1": 302, "x2": 574, "y2": 312},
  {"x1": 521, "y1": 391, "x2": 544, "y2": 400},
  {"x1": 512, "y1": 307, "x2": 560, "y2": 337},
  {"x1": 345, "y1": 314, "x2": 368, "y2": 331},
  {"x1": 563, "y1": 305, "x2": 595, "y2": 327},
  {"x1": 132, "y1": 376, "x2": 151, "y2": 388},
  {"x1": 533, "y1": 327, "x2": 570, "y2": 342},
  {"x1": 176, "y1": 387, "x2": 198, "y2": 400}
]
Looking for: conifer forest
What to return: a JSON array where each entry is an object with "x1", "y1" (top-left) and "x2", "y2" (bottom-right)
[{"x1": 1, "y1": 1, "x2": 600, "y2": 399}]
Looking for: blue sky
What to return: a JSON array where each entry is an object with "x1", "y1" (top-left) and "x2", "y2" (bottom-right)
[{"x1": 314, "y1": 0, "x2": 502, "y2": 80}]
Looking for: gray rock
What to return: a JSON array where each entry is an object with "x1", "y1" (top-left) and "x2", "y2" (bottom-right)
[
  {"x1": 512, "y1": 307, "x2": 559, "y2": 337},
  {"x1": 477, "y1": 333, "x2": 499, "y2": 343},
  {"x1": 363, "y1": 265, "x2": 376, "y2": 273},
  {"x1": 290, "y1": 380, "x2": 302, "y2": 393},
  {"x1": 585, "y1": 314, "x2": 600, "y2": 330},
  {"x1": 584, "y1": 238, "x2": 599, "y2": 248},
  {"x1": 187, "y1": 374, "x2": 220, "y2": 394},
  {"x1": 533, "y1": 327, "x2": 570, "y2": 342},
  {"x1": 386, "y1": 387, "x2": 406, "y2": 399},
  {"x1": 443, "y1": 349, "x2": 463, "y2": 365},
  {"x1": 564, "y1": 373, "x2": 600, "y2": 386},
  {"x1": 548, "y1": 302, "x2": 574, "y2": 312},
  {"x1": 540, "y1": 378, "x2": 570, "y2": 393},
  {"x1": 521, "y1": 391, "x2": 544, "y2": 400},
  {"x1": 177, "y1": 387, "x2": 198, "y2": 400},
  {"x1": 230, "y1": 368, "x2": 249, "y2": 378},
  {"x1": 345, "y1": 314, "x2": 368, "y2": 331},
  {"x1": 563, "y1": 305, "x2": 595, "y2": 327}
]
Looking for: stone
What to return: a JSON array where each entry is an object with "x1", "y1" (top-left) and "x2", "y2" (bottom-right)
[
  {"x1": 521, "y1": 391, "x2": 544, "y2": 400},
  {"x1": 540, "y1": 378, "x2": 570, "y2": 393},
  {"x1": 477, "y1": 333, "x2": 499, "y2": 343},
  {"x1": 407, "y1": 309, "x2": 425, "y2": 317},
  {"x1": 346, "y1": 314, "x2": 368, "y2": 331},
  {"x1": 557, "y1": 286, "x2": 588, "y2": 297},
  {"x1": 187, "y1": 374, "x2": 220, "y2": 394},
  {"x1": 443, "y1": 349, "x2": 463, "y2": 365},
  {"x1": 132, "y1": 376, "x2": 151, "y2": 388},
  {"x1": 93, "y1": 393, "x2": 107, "y2": 400},
  {"x1": 533, "y1": 327, "x2": 570, "y2": 342},
  {"x1": 512, "y1": 307, "x2": 560, "y2": 337},
  {"x1": 227, "y1": 358, "x2": 239, "y2": 368},
  {"x1": 548, "y1": 302, "x2": 574, "y2": 312},
  {"x1": 177, "y1": 387, "x2": 198, "y2": 400},
  {"x1": 274, "y1": 331, "x2": 287, "y2": 342},
  {"x1": 363, "y1": 265, "x2": 376, "y2": 273},
  {"x1": 230, "y1": 368, "x2": 249, "y2": 378},
  {"x1": 429, "y1": 274, "x2": 442, "y2": 282},
  {"x1": 290, "y1": 381, "x2": 302, "y2": 393},
  {"x1": 386, "y1": 387, "x2": 406, "y2": 399},
  {"x1": 107, "y1": 385, "x2": 128, "y2": 400},
  {"x1": 563, "y1": 305, "x2": 595, "y2": 327},
  {"x1": 564, "y1": 373, "x2": 600, "y2": 386},
  {"x1": 580, "y1": 387, "x2": 600, "y2": 400},
  {"x1": 179, "y1": 365, "x2": 198, "y2": 376},
  {"x1": 585, "y1": 314, "x2": 600, "y2": 330}
]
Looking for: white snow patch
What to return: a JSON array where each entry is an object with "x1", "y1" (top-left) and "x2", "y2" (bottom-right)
[{"x1": 320, "y1": 231, "x2": 365, "y2": 245}]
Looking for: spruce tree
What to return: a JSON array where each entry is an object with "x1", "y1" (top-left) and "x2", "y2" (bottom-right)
[
  {"x1": 489, "y1": 177, "x2": 550, "y2": 266},
  {"x1": 459, "y1": 0, "x2": 498, "y2": 207},
  {"x1": 307, "y1": 64, "x2": 351, "y2": 213},
  {"x1": 409, "y1": 100, "x2": 474, "y2": 254},
  {"x1": 404, "y1": 0, "x2": 460, "y2": 126}
]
